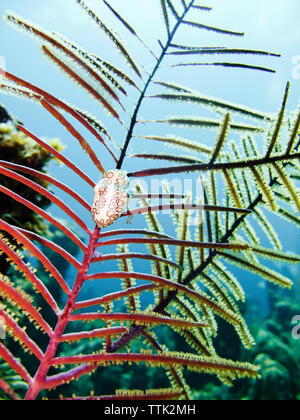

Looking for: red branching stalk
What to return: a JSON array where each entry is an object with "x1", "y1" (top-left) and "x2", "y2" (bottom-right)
[
  {"x1": 70, "y1": 312, "x2": 208, "y2": 329},
  {"x1": 2, "y1": 71, "x2": 115, "y2": 161},
  {"x1": 122, "y1": 203, "x2": 251, "y2": 217},
  {"x1": 85, "y1": 271, "x2": 240, "y2": 325},
  {"x1": 51, "y1": 352, "x2": 258, "y2": 378},
  {"x1": 16, "y1": 227, "x2": 82, "y2": 270},
  {"x1": 99, "y1": 228, "x2": 175, "y2": 240},
  {"x1": 0, "y1": 309, "x2": 43, "y2": 360},
  {"x1": 0, "y1": 166, "x2": 92, "y2": 236},
  {"x1": 0, "y1": 185, "x2": 86, "y2": 252},
  {"x1": 74, "y1": 284, "x2": 158, "y2": 310},
  {"x1": 42, "y1": 45, "x2": 120, "y2": 122},
  {"x1": 60, "y1": 327, "x2": 128, "y2": 342},
  {"x1": 0, "y1": 343, "x2": 32, "y2": 384},
  {"x1": 0, "y1": 236, "x2": 59, "y2": 314},
  {"x1": 6, "y1": 14, "x2": 121, "y2": 101},
  {"x1": 57, "y1": 389, "x2": 184, "y2": 400},
  {"x1": 0, "y1": 160, "x2": 92, "y2": 212},
  {"x1": 0, "y1": 379, "x2": 19, "y2": 400},
  {"x1": 0, "y1": 219, "x2": 71, "y2": 295},
  {"x1": 43, "y1": 364, "x2": 99, "y2": 391},
  {"x1": 96, "y1": 237, "x2": 249, "y2": 250},
  {"x1": 0, "y1": 277, "x2": 52, "y2": 336},
  {"x1": 40, "y1": 99, "x2": 107, "y2": 173},
  {"x1": 17, "y1": 125, "x2": 95, "y2": 188},
  {"x1": 24, "y1": 227, "x2": 100, "y2": 400},
  {"x1": 92, "y1": 252, "x2": 181, "y2": 270}
]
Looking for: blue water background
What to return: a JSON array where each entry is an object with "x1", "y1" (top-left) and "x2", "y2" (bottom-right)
[{"x1": 0, "y1": 0, "x2": 299, "y2": 316}]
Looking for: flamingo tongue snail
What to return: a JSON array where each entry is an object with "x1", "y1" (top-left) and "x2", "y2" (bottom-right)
[{"x1": 92, "y1": 169, "x2": 130, "y2": 228}]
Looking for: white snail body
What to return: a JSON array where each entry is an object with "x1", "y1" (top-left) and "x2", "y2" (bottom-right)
[{"x1": 92, "y1": 169, "x2": 129, "y2": 229}]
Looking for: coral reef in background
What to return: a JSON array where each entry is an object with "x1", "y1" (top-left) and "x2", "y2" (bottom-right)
[
  {"x1": 0, "y1": 104, "x2": 64, "y2": 273},
  {"x1": 0, "y1": 104, "x2": 63, "y2": 233},
  {"x1": 248, "y1": 281, "x2": 300, "y2": 400}
]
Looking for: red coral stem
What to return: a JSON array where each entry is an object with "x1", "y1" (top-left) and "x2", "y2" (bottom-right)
[
  {"x1": 0, "y1": 379, "x2": 19, "y2": 400},
  {"x1": 43, "y1": 364, "x2": 98, "y2": 391},
  {"x1": 0, "y1": 184, "x2": 87, "y2": 252},
  {"x1": 97, "y1": 237, "x2": 248, "y2": 250},
  {"x1": 42, "y1": 45, "x2": 120, "y2": 122},
  {"x1": 92, "y1": 252, "x2": 181, "y2": 269},
  {"x1": 2, "y1": 70, "x2": 115, "y2": 160},
  {"x1": 6, "y1": 14, "x2": 120, "y2": 101},
  {"x1": 85, "y1": 271, "x2": 239, "y2": 324},
  {"x1": 0, "y1": 160, "x2": 91, "y2": 212},
  {"x1": 41, "y1": 99, "x2": 106, "y2": 173},
  {"x1": 24, "y1": 226, "x2": 100, "y2": 400},
  {"x1": 0, "y1": 236, "x2": 59, "y2": 314},
  {"x1": 70, "y1": 312, "x2": 208, "y2": 329},
  {"x1": 0, "y1": 165, "x2": 92, "y2": 235},
  {"x1": 0, "y1": 219, "x2": 71, "y2": 295},
  {"x1": 17, "y1": 125, "x2": 95, "y2": 187},
  {"x1": 75, "y1": 284, "x2": 157, "y2": 310},
  {"x1": 122, "y1": 203, "x2": 251, "y2": 216},
  {"x1": 0, "y1": 277, "x2": 53, "y2": 336},
  {"x1": 60, "y1": 326, "x2": 128, "y2": 342},
  {"x1": 0, "y1": 309, "x2": 44, "y2": 360},
  {"x1": 99, "y1": 228, "x2": 174, "y2": 239},
  {"x1": 51, "y1": 352, "x2": 258, "y2": 379},
  {"x1": 58, "y1": 390, "x2": 184, "y2": 400},
  {"x1": 0, "y1": 343, "x2": 32, "y2": 384},
  {"x1": 16, "y1": 227, "x2": 81, "y2": 270}
]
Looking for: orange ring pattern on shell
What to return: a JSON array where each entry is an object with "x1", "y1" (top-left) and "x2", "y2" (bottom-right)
[{"x1": 92, "y1": 169, "x2": 129, "y2": 229}]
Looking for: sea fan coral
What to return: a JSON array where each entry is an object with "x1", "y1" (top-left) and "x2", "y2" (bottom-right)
[{"x1": 0, "y1": 0, "x2": 299, "y2": 401}]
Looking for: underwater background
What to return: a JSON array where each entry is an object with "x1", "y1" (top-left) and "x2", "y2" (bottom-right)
[{"x1": 0, "y1": 0, "x2": 299, "y2": 400}]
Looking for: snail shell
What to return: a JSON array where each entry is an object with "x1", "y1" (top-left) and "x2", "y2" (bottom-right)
[{"x1": 92, "y1": 169, "x2": 129, "y2": 228}]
